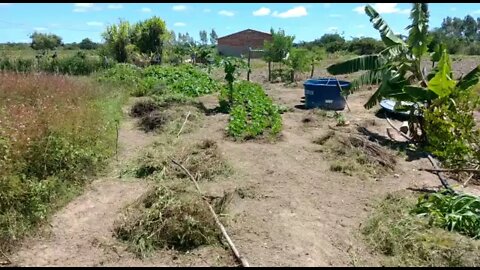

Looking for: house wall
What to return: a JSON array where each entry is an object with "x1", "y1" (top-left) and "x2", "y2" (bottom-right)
[{"x1": 217, "y1": 30, "x2": 272, "y2": 58}]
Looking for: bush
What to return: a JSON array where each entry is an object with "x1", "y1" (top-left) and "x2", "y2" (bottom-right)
[
  {"x1": 142, "y1": 64, "x2": 221, "y2": 97},
  {"x1": 347, "y1": 37, "x2": 386, "y2": 55},
  {"x1": 424, "y1": 88, "x2": 480, "y2": 168},
  {"x1": 0, "y1": 72, "x2": 127, "y2": 250},
  {"x1": 220, "y1": 81, "x2": 282, "y2": 140}
]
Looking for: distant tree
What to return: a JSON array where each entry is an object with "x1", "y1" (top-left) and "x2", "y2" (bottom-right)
[
  {"x1": 316, "y1": 33, "x2": 346, "y2": 53},
  {"x1": 347, "y1": 37, "x2": 385, "y2": 55},
  {"x1": 30, "y1": 32, "x2": 62, "y2": 50},
  {"x1": 102, "y1": 20, "x2": 131, "y2": 63},
  {"x1": 130, "y1": 16, "x2": 168, "y2": 63},
  {"x1": 463, "y1": 15, "x2": 478, "y2": 41},
  {"x1": 199, "y1": 30, "x2": 208, "y2": 45},
  {"x1": 263, "y1": 28, "x2": 295, "y2": 81},
  {"x1": 209, "y1": 29, "x2": 218, "y2": 45},
  {"x1": 78, "y1": 38, "x2": 98, "y2": 50}
]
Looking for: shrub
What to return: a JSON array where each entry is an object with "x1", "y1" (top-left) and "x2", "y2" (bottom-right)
[{"x1": 142, "y1": 64, "x2": 220, "y2": 97}]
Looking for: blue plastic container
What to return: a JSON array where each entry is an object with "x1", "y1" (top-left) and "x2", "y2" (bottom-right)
[{"x1": 303, "y1": 78, "x2": 351, "y2": 110}]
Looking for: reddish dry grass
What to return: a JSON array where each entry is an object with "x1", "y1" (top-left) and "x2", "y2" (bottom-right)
[{"x1": 0, "y1": 72, "x2": 98, "y2": 163}]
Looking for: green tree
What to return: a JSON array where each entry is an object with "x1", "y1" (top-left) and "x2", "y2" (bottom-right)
[
  {"x1": 317, "y1": 33, "x2": 346, "y2": 53},
  {"x1": 199, "y1": 30, "x2": 208, "y2": 45},
  {"x1": 463, "y1": 15, "x2": 478, "y2": 41},
  {"x1": 78, "y1": 38, "x2": 98, "y2": 50},
  {"x1": 30, "y1": 32, "x2": 62, "y2": 50},
  {"x1": 102, "y1": 20, "x2": 131, "y2": 63},
  {"x1": 347, "y1": 37, "x2": 385, "y2": 55},
  {"x1": 286, "y1": 47, "x2": 310, "y2": 81},
  {"x1": 130, "y1": 16, "x2": 168, "y2": 63},
  {"x1": 209, "y1": 29, "x2": 218, "y2": 45},
  {"x1": 263, "y1": 28, "x2": 295, "y2": 81}
]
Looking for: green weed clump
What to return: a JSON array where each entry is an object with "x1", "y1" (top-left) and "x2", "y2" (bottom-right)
[
  {"x1": 142, "y1": 64, "x2": 221, "y2": 97},
  {"x1": 413, "y1": 190, "x2": 480, "y2": 239},
  {"x1": 220, "y1": 81, "x2": 282, "y2": 140},
  {"x1": 0, "y1": 72, "x2": 127, "y2": 250},
  {"x1": 362, "y1": 192, "x2": 480, "y2": 267}
]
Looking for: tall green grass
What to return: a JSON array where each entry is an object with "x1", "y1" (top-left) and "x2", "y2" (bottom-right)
[{"x1": 0, "y1": 72, "x2": 128, "y2": 250}]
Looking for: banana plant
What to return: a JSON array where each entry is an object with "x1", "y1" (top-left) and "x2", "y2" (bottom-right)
[{"x1": 326, "y1": 3, "x2": 430, "y2": 109}]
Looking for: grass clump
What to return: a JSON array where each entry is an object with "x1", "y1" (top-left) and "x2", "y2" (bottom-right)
[
  {"x1": 0, "y1": 72, "x2": 127, "y2": 250},
  {"x1": 135, "y1": 138, "x2": 230, "y2": 182},
  {"x1": 362, "y1": 192, "x2": 480, "y2": 267},
  {"x1": 114, "y1": 184, "x2": 220, "y2": 258},
  {"x1": 220, "y1": 81, "x2": 282, "y2": 141}
]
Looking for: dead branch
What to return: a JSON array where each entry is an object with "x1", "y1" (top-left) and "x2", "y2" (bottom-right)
[
  {"x1": 177, "y1": 111, "x2": 191, "y2": 138},
  {"x1": 463, "y1": 165, "x2": 479, "y2": 188},
  {"x1": 419, "y1": 168, "x2": 480, "y2": 173},
  {"x1": 0, "y1": 249, "x2": 12, "y2": 265},
  {"x1": 385, "y1": 114, "x2": 413, "y2": 142},
  {"x1": 427, "y1": 155, "x2": 454, "y2": 193},
  {"x1": 171, "y1": 159, "x2": 250, "y2": 267}
]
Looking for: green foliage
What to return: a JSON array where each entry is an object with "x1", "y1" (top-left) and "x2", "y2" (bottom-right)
[
  {"x1": 263, "y1": 28, "x2": 295, "y2": 63},
  {"x1": 348, "y1": 37, "x2": 386, "y2": 55},
  {"x1": 130, "y1": 17, "x2": 168, "y2": 63},
  {"x1": 220, "y1": 81, "x2": 282, "y2": 140},
  {"x1": 362, "y1": 192, "x2": 480, "y2": 266},
  {"x1": 142, "y1": 64, "x2": 221, "y2": 97},
  {"x1": 424, "y1": 88, "x2": 480, "y2": 168},
  {"x1": 78, "y1": 38, "x2": 98, "y2": 50},
  {"x1": 286, "y1": 48, "x2": 310, "y2": 81},
  {"x1": 102, "y1": 20, "x2": 131, "y2": 63},
  {"x1": 30, "y1": 32, "x2": 62, "y2": 50},
  {"x1": 413, "y1": 191, "x2": 480, "y2": 239},
  {"x1": 220, "y1": 57, "x2": 247, "y2": 105}
]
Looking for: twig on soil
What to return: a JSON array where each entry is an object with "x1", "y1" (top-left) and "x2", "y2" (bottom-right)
[
  {"x1": 171, "y1": 159, "x2": 250, "y2": 267},
  {"x1": 419, "y1": 168, "x2": 480, "y2": 173},
  {"x1": 427, "y1": 155, "x2": 454, "y2": 193},
  {"x1": 176, "y1": 111, "x2": 191, "y2": 138},
  {"x1": 385, "y1": 115, "x2": 412, "y2": 142},
  {"x1": 0, "y1": 249, "x2": 12, "y2": 265},
  {"x1": 463, "y1": 165, "x2": 479, "y2": 188}
]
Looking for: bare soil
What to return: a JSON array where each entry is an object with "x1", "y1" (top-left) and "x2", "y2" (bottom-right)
[{"x1": 9, "y1": 57, "x2": 480, "y2": 266}]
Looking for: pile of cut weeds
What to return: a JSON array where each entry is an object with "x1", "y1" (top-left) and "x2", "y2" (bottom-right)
[
  {"x1": 114, "y1": 183, "x2": 220, "y2": 258},
  {"x1": 313, "y1": 131, "x2": 397, "y2": 178},
  {"x1": 135, "y1": 139, "x2": 231, "y2": 182},
  {"x1": 362, "y1": 191, "x2": 480, "y2": 266}
]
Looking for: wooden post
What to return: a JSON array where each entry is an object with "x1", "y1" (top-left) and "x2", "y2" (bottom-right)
[
  {"x1": 268, "y1": 61, "x2": 271, "y2": 82},
  {"x1": 247, "y1": 47, "x2": 251, "y2": 81}
]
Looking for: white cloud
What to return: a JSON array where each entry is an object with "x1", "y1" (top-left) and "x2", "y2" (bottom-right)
[
  {"x1": 253, "y1": 7, "x2": 271, "y2": 16},
  {"x1": 34, "y1": 27, "x2": 48, "y2": 31},
  {"x1": 218, "y1": 10, "x2": 235, "y2": 16},
  {"x1": 450, "y1": 7, "x2": 457, "y2": 11},
  {"x1": 174, "y1": 22, "x2": 186, "y2": 27},
  {"x1": 0, "y1": 3, "x2": 12, "y2": 6},
  {"x1": 141, "y1": 7, "x2": 152, "y2": 13},
  {"x1": 356, "y1": 24, "x2": 366, "y2": 28},
  {"x1": 172, "y1": 5, "x2": 187, "y2": 11},
  {"x1": 474, "y1": 9, "x2": 480, "y2": 14},
  {"x1": 203, "y1": 8, "x2": 211, "y2": 13},
  {"x1": 323, "y1": 3, "x2": 331, "y2": 8},
  {"x1": 353, "y1": 3, "x2": 409, "y2": 15},
  {"x1": 107, "y1": 4, "x2": 123, "y2": 9},
  {"x1": 327, "y1": 26, "x2": 338, "y2": 33},
  {"x1": 73, "y1": 3, "x2": 100, "y2": 12},
  {"x1": 329, "y1": 14, "x2": 342, "y2": 18},
  {"x1": 272, "y1": 6, "x2": 308, "y2": 18},
  {"x1": 86, "y1": 21, "x2": 103, "y2": 26},
  {"x1": 74, "y1": 3, "x2": 93, "y2": 8}
]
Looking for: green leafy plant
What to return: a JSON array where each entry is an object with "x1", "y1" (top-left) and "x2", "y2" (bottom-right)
[
  {"x1": 219, "y1": 81, "x2": 282, "y2": 140},
  {"x1": 413, "y1": 191, "x2": 480, "y2": 239}
]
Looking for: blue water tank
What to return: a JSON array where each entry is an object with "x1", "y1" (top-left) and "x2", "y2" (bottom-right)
[{"x1": 303, "y1": 78, "x2": 351, "y2": 110}]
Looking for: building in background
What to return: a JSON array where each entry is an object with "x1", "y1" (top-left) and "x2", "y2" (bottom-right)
[{"x1": 217, "y1": 29, "x2": 272, "y2": 58}]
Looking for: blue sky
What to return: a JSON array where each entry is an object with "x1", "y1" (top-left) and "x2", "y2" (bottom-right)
[{"x1": 1, "y1": 3, "x2": 480, "y2": 44}]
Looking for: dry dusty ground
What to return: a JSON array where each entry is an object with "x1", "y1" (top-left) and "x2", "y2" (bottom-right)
[{"x1": 8, "y1": 57, "x2": 480, "y2": 266}]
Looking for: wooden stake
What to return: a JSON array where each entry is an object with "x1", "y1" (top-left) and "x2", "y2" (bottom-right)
[
  {"x1": 334, "y1": 78, "x2": 351, "y2": 112},
  {"x1": 385, "y1": 114, "x2": 413, "y2": 142},
  {"x1": 419, "y1": 168, "x2": 480, "y2": 173},
  {"x1": 171, "y1": 159, "x2": 250, "y2": 267},
  {"x1": 463, "y1": 165, "x2": 479, "y2": 188},
  {"x1": 176, "y1": 111, "x2": 191, "y2": 138}
]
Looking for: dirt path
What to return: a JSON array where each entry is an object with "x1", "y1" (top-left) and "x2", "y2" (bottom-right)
[{"x1": 9, "y1": 99, "x2": 156, "y2": 267}]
